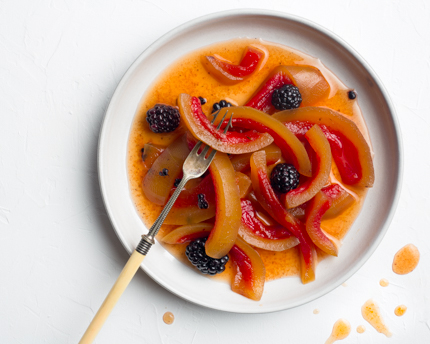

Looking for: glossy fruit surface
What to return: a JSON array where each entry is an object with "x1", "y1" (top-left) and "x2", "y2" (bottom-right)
[
  {"x1": 282, "y1": 125, "x2": 331, "y2": 208},
  {"x1": 161, "y1": 223, "x2": 213, "y2": 244},
  {"x1": 239, "y1": 199, "x2": 299, "y2": 251},
  {"x1": 245, "y1": 65, "x2": 330, "y2": 113},
  {"x1": 205, "y1": 152, "x2": 241, "y2": 258},
  {"x1": 216, "y1": 106, "x2": 311, "y2": 177},
  {"x1": 229, "y1": 236, "x2": 266, "y2": 301},
  {"x1": 178, "y1": 94, "x2": 273, "y2": 154},
  {"x1": 305, "y1": 191, "x2": 339, "y2": 256},
  {"x1": 202, "y1": 45, "x2": 267, "y2": 85},
  {"x1": 274, "y1": 107, "x2": 374, "y2": 187},
  {"x1": 235, "y1": 172, "x2": 252, "y2": 198},
  {"x1": 250, "y1": 150, "x2": 316, "y2": 284},
  {"x1": 230, "y1": 144, "x2": 281, "y2": 172},
  {"x1": 142, "y1": 135, "x2": 189, "y2": 205}
]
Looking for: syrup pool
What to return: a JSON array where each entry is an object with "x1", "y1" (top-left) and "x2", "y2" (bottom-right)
[
  {"x1": 361, "y1": 299, "x2": 392, "y2": 337},
  {"x1": 128, "y1": 38, "x2": 371, "y2": 283},
  {"x1": 325, "y1": 319, "x2": 351, "y2": 344}
]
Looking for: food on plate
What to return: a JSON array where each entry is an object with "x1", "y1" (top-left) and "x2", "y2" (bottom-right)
[
  {"x1": 127, "y1": 38, "x2": 374, "y2": 300},
  {"x1": 202, "y1": 45, "x2": 267, "y2": 85}
]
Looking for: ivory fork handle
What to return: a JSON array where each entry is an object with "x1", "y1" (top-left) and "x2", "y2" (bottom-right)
[{"x1": 79, "y1": 250, "x2": 145, "y2": 344}]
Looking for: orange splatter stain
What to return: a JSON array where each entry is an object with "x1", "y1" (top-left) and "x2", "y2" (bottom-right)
[
  {"x1": 392, "y1": 244, "x2": 420, "y2": 275},
  {"x1": 394, "y1": 305, "x2": 407, "y2": 317},
  {"x1": 379, "y1": 278, "x2": 389, "y2": 287},
  {"x1": 356, "y1": 325, "x2": 366, "y2": 333},
  {"x1": 163, "y1": 311, "x2": 174, "y2": 325},
  {"x1": 325, "y1": 318, "x2": 351, "y2": 344},
  {"x1": 361, "y1": 299, "x2": 392, "y2": 337}
]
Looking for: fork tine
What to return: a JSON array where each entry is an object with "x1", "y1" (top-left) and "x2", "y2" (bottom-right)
[
  {"x1": 211, "y1": 109, "x2": 221, "y2": 124},
  {"x1": 189, "y1": 140, "x2": 202, "y2": 156},
  {"x1": 206, "y1": 148, "x2": 218, "y2": 162},
  {"x1": 199, "y1": 144, "x2": 211, "y2": 158},
  {"x1": 223, "y1": 113, "x2": 233, "y2": 134},
  {"x1": 215, "y1": 110, "x2": 228, "y2": 130}
]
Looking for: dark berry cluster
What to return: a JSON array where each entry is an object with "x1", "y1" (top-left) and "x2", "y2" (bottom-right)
[
  {"x1": 146, "y1": 104, "x2": 180, "y2": 133},
  {"x1": 271, "y1": 84, "x2": 302, "y2": 110},
  {"x1": 159, "y1": 168, "x2": 169, "y2": 176},
  {"x1": 212, "y1": 99, "x2": 232, "y2": 113},
  {"x1": 185, "y1": 238, "x2": 229, "y2": 275},
  {"x1": 270, "y1": 163, "x2": 300, "y2": 193},
  {"x1": 199, "y1": 96, "x2": 207, "y2": 105},
  {"x1": 197, "y1": 194, "x2": 209, "y2": 209},
  {"x1": 174, "y1": 178, "x2": 182, "y2": 187}
]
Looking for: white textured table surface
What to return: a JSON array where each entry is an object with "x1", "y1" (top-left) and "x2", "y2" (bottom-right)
[{"x1": 1, "y1": 1, "x2": 429, "y2": 343}]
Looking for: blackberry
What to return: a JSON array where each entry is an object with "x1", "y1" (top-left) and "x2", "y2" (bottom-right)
[
  {"x1": 271, "y1": 84, "x2": 302, "y2": 110},
  {"x1": 146, "y1": 104, "x2": 180, "y2": 133},
  {"x1": 197, "y1": 194, "x2": 209, "y2": 209},
  {"x1": 212, "y1": 100, "x2": 232, "y2": 113},
  {"x1": 174, "y1": 178, "x2": 182, "y2": 187},
  {"x1": 348, "y1": 90, "x2": 357, "y2": 100},
  {"x1": 199, "y1": 96, "x2": 207, "y2": 105},
  {"x1": 270, "y1": 163, "x2": 300, "y2": 193},
  {"x1": 185, "y1": 238, "x2": 229, "y2": 275}
]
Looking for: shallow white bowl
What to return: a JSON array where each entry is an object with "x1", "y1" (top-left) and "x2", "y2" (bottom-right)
[{"x1": 98, "y1": 9, "x2": 402, "y2": 313}]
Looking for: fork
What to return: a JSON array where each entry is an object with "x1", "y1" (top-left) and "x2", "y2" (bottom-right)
[{"x1": 79, "y1": 110, "x2": 233, "y2": 344}]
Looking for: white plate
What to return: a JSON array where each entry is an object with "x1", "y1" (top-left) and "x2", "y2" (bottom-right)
[{"x1": 98, "y1": 9, "x2": 402, "y2": 313}]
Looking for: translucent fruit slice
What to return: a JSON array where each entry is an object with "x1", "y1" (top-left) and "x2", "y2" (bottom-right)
[
  {"x1": 141, "y1": 143, "x2": 164, "y2": 170},
  {"x1": 282, "y1": 125, "x2": 332, "y2": 209},
  {"x1": 205, "y1": 152, "x2": 241, "y2": 259},
  {"x1": 230, "y1": 144, "x2": 281, "y2": 172},
  {"x1": 202, "y1": 45, "x2": 267, "y2": 85},
  {"x1": 142, "y1": 135, "x2": 189, "y2": 205},
  {"x1": 216, "y1": 106, "x2": 312, "y2": 177},
  {"x1": 161, "y1": 223, "x2": 213, "y2": 244},
  {"x1": 178, "y1": 94, "x2": 273, "y2": 154},
  {"x1": 229, "y1": 236, "x2": 266, "y2": 301},
  {"x1": 273, "y1": 107, "x2": 374, "y2": 187},
  {"x1": 239, "y1": 199, "x2": 300, "y2": 251},
  {"x1": 305, "y1": 191, "x2": 339, "y2": 256},
  {"x1": 250, "y1": 150, "x2": 316, "y2": 284},
  {"x1": 321, "y1": 184, "x2": 355, "y2": 219},
  {"x1": 245, "y1": 65, "x2": 330, "y2": 113}
]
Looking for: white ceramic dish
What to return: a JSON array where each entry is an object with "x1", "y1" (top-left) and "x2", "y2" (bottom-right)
[{"x1": 98, "y1": 9, "x2": 402, "y2": 313}]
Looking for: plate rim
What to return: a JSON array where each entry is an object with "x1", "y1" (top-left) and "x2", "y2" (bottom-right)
[{"x1": 97, "y1": 9, "x2": 403, "y2": 313}]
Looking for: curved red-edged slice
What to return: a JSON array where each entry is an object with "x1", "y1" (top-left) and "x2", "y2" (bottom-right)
[
  {"x1": 178, "y1": 94, "x2": 273, "y2": 154},
  {"x1": 164, "y1": 175, "x2": 215, "y2": 225},
  {"x1": 216, "y1": 106, "x2": 311, "y2": 177},
  {"x1": 322, "y1": 184, "x2": 355, "y2": 219},
  {"x1": 305, "y1": 191, "x2": 340, "y2": 256},
  {"x1": 229, "y1": 236, "x2": 266, "y2": 301},
  {"x1": 202, "y1": 45, "x2": 267, "y2": 85},
  {"x1": 142, "y1": 135, "x2": 189, "y2": 205},
  {"x1": 239, "y1": 199, "x2": 299, "y2": 251},
  {"x1": 250, "y1": 150, "x2": 316, "y2": 284},
  {"x1": 161, "y1": 223, "x2": 213, "y2": 244},
  {"x1": 245, "y1": 65, "x2": 330, "y2": 113},
  {"x1": 282, "y1": 125, "x2": 331, "y2": 209},
  {"x1": 205, "y1": 152, "x2": 241, "y2": 259},
  {"x1": 273, "y1": 107, "x2": 374, "y2": 187},
  {"x1": 231, "y1": 144, "x2": 281, "y2": 172}
]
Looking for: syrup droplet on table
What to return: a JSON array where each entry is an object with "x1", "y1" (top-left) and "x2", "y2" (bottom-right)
[
  {"x1": 163, "y1": 312, "x2": 174, "y2": 325},
  {"x1": 392, "y1": 244, "x2": 420, "y2": 275},
  {"x1": 313, "y1": 309, "x2": 320, "y2": 314},
  {"x1": 394, "y1": 305, "x2": 407, "y2": 316},
  {"x1": 357, "y1": 325, "x2": 366, "y2": 333},
  {"x1": 379, "y1": 278, "x2": 389, "y2": 287},
  {"x1": 361, "y1": 299, "x2": 392, "y2": 337},
  {"x1": 325, "y1": 318, "x2": 351, "y2": 344}
]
